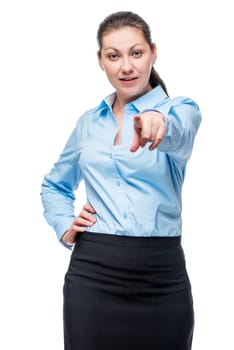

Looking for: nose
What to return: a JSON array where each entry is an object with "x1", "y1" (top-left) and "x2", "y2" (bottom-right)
[{"x1": 121, "y1": 57, "x2": 133, "y2": 73}]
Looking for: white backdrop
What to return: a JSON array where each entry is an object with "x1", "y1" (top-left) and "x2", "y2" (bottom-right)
[{"x1": 0, "y1": 0, "x2": 233, "y2": 349}]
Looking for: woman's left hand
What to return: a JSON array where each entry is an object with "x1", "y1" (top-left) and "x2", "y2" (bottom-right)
[{"x1": 130, "y1": 111, "x2": 166, "y2": 152}]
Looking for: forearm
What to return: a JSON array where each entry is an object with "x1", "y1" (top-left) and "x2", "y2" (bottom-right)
[
  {"x1": 157, "y1": 97, "x2": 202, "y2": 162},
  {"x1": 41, "y1": 181, "x2": 76, "y2": 242}
]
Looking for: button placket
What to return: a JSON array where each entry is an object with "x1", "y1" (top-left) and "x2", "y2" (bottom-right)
[{"x1": 110, "y1": 151, "x2": 130, "y2": 220}]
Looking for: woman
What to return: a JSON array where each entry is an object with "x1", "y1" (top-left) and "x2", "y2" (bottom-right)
[{"x1": 41, "y1": 11, "x2": 201, "y2": 350}]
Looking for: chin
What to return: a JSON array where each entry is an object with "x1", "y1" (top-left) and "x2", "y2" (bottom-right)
[{"x1": 124, "y1": 87, "x2": 148, "y2": 101}]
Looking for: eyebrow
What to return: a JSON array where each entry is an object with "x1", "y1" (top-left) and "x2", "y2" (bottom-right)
[{"x1": 103, "y1": 43, "x2": 145, "y2": 52}]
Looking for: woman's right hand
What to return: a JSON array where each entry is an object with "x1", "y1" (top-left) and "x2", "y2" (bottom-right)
[{"x1": 62, "y1": 204, "x2": 97, "y2": 246}]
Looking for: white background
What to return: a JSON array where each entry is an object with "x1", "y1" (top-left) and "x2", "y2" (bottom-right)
[{"x1": 0, "y1": 0, "x2": 233, "y2": 349}]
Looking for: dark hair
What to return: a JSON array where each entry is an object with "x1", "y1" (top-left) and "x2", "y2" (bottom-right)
[{"x1": 97, "y1": 11, "x2": 168, "y2": 96}]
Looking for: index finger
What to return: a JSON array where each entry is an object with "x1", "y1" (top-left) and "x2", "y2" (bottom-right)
[
  {"x1": 149, "y1": 124, "x2": 167, "y2": 151},
  {"x1": 83, "y1": 203, "x2": 96, "y2": 213}
]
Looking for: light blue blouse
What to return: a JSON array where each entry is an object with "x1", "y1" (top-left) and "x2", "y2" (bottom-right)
[{"x1": 41, "y1": 86, "x2": 201, "y2": 248}]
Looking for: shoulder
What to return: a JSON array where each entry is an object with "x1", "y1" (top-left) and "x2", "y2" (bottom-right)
[
  {"x1": 166, "y1": 96, "x2": 202, "y2": 128},
  {"x1": 163, "y1": 96, "x2": 202, "y2": 121},
  {"x1": 156, "y1": 95, "x2": 201, "y2": 122},
  {"x1": 168, "y1": 96, "x2": 200, "y2": 112},
  {"x1": 75, "y1": 105, "x2": 102, "y2": 127},
  {"x1": 168, "y1": 95, "x2": 200, "y2": 110},
  {"x1": 73, "y1": 102, "x2": 107, "y2": 140}
]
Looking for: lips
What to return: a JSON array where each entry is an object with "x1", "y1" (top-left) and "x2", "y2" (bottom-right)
[{"x1": 119, "y1": 77, "x2": 137, "y2": 81}]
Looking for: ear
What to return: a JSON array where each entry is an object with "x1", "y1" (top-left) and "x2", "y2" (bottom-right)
[
  {"x1": 152, "y1": 43, "x2": 157, "y2": 64},
  {"x1": 97, "y1": 51, "x2": 104, "y2": 70}
]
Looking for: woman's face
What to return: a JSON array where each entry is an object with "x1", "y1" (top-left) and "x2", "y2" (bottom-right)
[{"x1": 98, "y1": 26, "x2": 157, "y2": 103}]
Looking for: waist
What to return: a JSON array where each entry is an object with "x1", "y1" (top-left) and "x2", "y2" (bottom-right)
[{"x1": 76, "y1": 231, "x2": 181, "y2": 248}]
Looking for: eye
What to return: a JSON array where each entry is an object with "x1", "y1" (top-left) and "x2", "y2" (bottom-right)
[
  {"x1": 108, "y1": 53, "x2": 119, "y2": 61},
  {"x1": 132, "y1": 50, "x2": 142, "y2": 58}
]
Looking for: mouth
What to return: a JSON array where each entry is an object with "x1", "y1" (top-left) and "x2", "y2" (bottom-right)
[{"x1": 119, "y1": 77, "x2": 137, "y2": 81}]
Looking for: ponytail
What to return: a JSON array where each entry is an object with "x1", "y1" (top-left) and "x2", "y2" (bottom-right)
[{"x1": 149, "y1": 67, "x2": 169, "y2": 96}]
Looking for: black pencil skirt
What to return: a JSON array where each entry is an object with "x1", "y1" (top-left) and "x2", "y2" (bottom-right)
[{"x1": 63, "y1": 232, "x2": 194, "y2": 350}]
